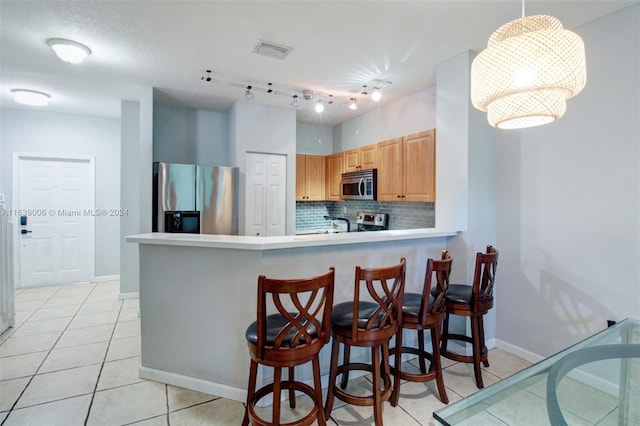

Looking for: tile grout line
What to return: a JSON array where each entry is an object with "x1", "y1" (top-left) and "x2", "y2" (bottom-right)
[
  {"x1": 83, "y1": 283, "x2": 126, "y2": 426},
  {"x1": 1, "y1": 283, "x2": 95, "y2": 424},
  {"x1": 165, "y1": 384, "x2": 170, "y2": 426}
]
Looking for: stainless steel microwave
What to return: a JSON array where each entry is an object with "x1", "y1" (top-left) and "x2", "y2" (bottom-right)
[{"x1": 341, "y1": 169, "x2": 377, "y2": 201}]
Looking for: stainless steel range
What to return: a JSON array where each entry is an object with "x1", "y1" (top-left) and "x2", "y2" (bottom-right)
[{"x1": 356, "y1": 212, "x2": 389, "y2": 231}]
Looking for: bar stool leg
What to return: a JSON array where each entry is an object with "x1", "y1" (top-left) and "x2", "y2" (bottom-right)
[
  {"x1": 242, "y1": 359, "x2": 258, "y2": 426},
  {"x1": 479, "y1": 316, "x2": 489, "y2": 367},
  {"x1": 372, "y1": 346, "x2": 383, "y2": 426},
  {"x1": 417, "y1": 329, "x2": 427, "y2": 373},
  {"x1": 340, "y1": 344, "x2": 351, "y2": 389},
  {"x1": 288, "y1": 367, "x2": 296, "y2": 408},
  {"x1": 324, "y1": 337, "x2": 340, "y2": 420},
  {"x1": 273, "y1": 366, "x2": 282, "y2": 423},
  {"x1": 431, "y1": 324, "x2": 449, "y2": 404},
  {"x1": 312, "y1": 355, "x2": 326, "y2": 426},
  {"x1": 390, "y1": 333, "x2": 402, "y2": 406},
  {"x1": 471, "y1": 317, "x2": 484, "y2": 388}
]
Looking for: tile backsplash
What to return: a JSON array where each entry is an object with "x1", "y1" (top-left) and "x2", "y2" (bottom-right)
[{"x1": 296, "y1": 201, "x2": 435, "y2": 230}]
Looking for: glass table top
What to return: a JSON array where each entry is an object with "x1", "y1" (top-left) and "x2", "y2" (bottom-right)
[{"x1": 434, "y1": 318, "x2": 640, "y2": 425}]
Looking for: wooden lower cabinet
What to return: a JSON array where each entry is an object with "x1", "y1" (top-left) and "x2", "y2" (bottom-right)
[{"x1": 377, "y1": 130, "x2": 435, "y2": 202}]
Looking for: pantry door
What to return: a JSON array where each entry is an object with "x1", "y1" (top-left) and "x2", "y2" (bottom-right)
[
  {"x1": 13, "y1": 154, "x2": 95, "y2": 287},
  {"x1": 245, "y1": 153, "x2": 286, "y2": 237}
]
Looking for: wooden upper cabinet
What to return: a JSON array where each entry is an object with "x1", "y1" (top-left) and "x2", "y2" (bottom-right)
[
  {"x1": 296, "y1": 154, "x2": 325, "y2": 201},
  {"x1": 343, "y1": 144, "x2": 378, "y2": 172},
  {"x1": 325, "y1": 152, "x2": 344, "y2": 201},
  {"x1": 376, "y1": 129, "x2": 435, "y2": 202},
  {"x1": 403, "y1": 130, "x2": 435, "y2": 202},
  {"x1": 376, "y1": 138, "x2": 404, "y2": 201}
]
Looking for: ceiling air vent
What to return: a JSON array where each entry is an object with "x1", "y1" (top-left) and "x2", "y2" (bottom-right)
[{"x1": 253, "y1": 40, "x2": 292, "y2": 60}]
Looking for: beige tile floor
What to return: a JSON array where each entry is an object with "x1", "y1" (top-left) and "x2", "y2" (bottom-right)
[{"x1": 1, "y1": 281, "x2": 532, "y2": 425}]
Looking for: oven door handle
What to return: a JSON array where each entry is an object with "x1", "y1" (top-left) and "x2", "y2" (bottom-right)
[{"x1": 358, "y1": 178, "x2": 364, "y2": 197}]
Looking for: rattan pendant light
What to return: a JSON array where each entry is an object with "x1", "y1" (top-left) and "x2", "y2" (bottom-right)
[{"x1": 471, "y1": 8, "x2": 586, "y2": 129}]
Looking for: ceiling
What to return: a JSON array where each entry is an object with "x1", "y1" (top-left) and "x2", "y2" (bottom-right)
[{"x1": 1, "y1": 1, "x2": 635, "y2": 126}]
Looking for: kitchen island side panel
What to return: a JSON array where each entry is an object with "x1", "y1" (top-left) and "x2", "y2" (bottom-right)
[{"x1": 137, "y1": 235, "x2": 451, "y2": 401}]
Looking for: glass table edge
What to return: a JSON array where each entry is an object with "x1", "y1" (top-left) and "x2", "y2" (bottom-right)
[{"x1": 433, "y1": 317, "x2": 639, "y2": 425}]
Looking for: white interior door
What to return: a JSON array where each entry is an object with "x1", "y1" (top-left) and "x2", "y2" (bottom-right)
[
  {"x1": 265, "y1": 155, "x2": 286, "y2": 237},
  {"x1": 245, "y1": 153, "x2": 286, "y2": 237},
  {"x1": 14, "y1": 155, "x2": 95, "y2": 287}
]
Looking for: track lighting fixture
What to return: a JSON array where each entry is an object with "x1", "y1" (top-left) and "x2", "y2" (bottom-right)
[
  {"x1": 244, "y1": 86, "x2": 254, "y2": 100},
  {"x1": 200, "y1": 70, "x2": 392, "y2": 114}
]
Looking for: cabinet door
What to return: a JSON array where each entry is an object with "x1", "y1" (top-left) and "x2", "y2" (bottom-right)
[
  {"x1": 376, "y1": 138, "x2": 404, "y2": 201},
  {"x1": 304, "y1": 155, "x2": 325, "y2": 200},
  {"x1": 343, "y1": 149, "x2": 360, "y2": 173},
  {"x1": 360, "y1": 144, "x2": 378, "y2": 170},
  {"x1": 295, "y1": 154, "x2": 306, "y2": 201},
  {"x1": 326, "y1": 152, "x2": 344, "y2": 201},
  {"x1": 403, "y1": 130, "x2": 435, "y2": 202}
]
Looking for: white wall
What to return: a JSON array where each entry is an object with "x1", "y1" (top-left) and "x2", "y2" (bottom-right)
[
  {"x1": 119, "y1": 88, "x2": 154, "y2": 296},
  {"x1": 296, "y1": 122, "x2": 333, "y2": 155},
  {"x1": 496, "y1": 4, "x2": 640, "y2": 358},
  {"x1": 229, "y1": 100, "x2": 297, "y2": 235},
  {"x1": 153, "y1": 104, "x2": 229, "y2": 165},
  {"x1": 0, "y1": 108, "x2": 121, "y2": 278},
  {"x1": 334, "y1": 86, "x2": 437, "y2": 151}
]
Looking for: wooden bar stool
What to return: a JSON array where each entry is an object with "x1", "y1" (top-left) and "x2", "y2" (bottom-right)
[
  {"x1": 391, "y1": 250, "x2": 452, "y2": 404},
  {"x1": 242, "y1": 268, "x2": 335, "y2": 426},
  {"x1": 324, "y1": 258, "x2": 406, "y2": 426},
  {"x1": 440, "y1": 245, "x2": 498, "y2": 388}
]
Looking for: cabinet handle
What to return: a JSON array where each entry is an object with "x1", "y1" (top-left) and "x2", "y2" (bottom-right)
[{"x1": 397, "y1": 194, "x2": 402, "y2": 198}]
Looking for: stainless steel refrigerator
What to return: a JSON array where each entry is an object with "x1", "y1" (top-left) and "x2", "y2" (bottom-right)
[{"x1": 153, "y1": 162, "x2": 239, "y2": 235}]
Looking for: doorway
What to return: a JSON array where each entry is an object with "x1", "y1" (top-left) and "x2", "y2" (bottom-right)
[{"x1": 12, "y1": 154, "x2": 95, "y2": 288}]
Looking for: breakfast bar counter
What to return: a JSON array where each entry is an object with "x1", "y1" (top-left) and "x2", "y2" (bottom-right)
[{"x1": 126, "y1": 229, "x2": 458, "y2": 402}]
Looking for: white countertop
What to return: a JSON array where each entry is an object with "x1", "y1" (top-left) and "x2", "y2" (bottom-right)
[{"x1": 126, "y1": 228, "x2": 458, "y2": 251}]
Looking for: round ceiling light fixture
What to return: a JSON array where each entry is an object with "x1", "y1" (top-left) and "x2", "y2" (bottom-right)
[
  {"x1": 11, "y1": 89, "x2": 51, "y2": 106},
  {"x1": 47, "y1": 38, "x2": 92, "y2": 64},
  {"x1": 371, "y1": 89, "x2": 382, "y2": 102},
  {"x1": 314, "y1": 101, "x2": 324, "y2": 113}
]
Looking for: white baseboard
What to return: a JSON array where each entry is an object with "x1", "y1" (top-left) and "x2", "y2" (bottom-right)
[
  {"x1": 119, "y1": 292, "x2": 139, "y2": 300},
  {"x1": 139, "y1": 366, "x2": 247, "y2": 402},
  {"x1": 495, "y1": 339, "x2": 620, "y2": 397},
  {"x1": 494, "y1": 338, "x2": 544, "y2": 364},
  {"x1": 94, "y1": 274, "x2": 120, "y2": 282}
]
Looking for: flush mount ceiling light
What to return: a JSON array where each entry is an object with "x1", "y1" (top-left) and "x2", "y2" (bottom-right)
[
  {"x1": 11, "y1": 89, "x2": 51, "y2": 106},
  {"x1": 253, "y1": 39, "x2": 293, "y2": 60},
  {"x1": 47, "y1": 38, "x2": 91, "y2": 63},
  {"x1": 470, "y1": 4, "x2": 586, "y2": 129}
]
